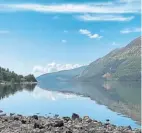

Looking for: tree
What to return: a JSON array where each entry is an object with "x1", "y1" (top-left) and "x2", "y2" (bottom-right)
[
  {"x1": 24, "y1": 74, "x2": 37, "y2": 82},
  {"x1": 11, "y1": 78, "x2": 15, "y2": 84},
  {"x1": 0, "y1": 66, "x2": 37, "y2": 83}
]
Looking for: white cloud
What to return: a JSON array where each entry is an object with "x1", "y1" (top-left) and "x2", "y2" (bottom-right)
[
  {"x1": 0, "y1": 30, "x2": 10, "y2": 34},
  {"x1": 77, "y1": 14, "x2": 134, "y2": 22},
  {"x1": 32, "y1": 62, "x2": 82, "y2": 76},
  {"x1": 120, "y1": 27, "x2": 141, "y2": 34},
  {"x1": 0, "y1": 0, "x2": 140, "y2": 14},
  {"x1": 79, "y1": 29, "x2": 91, "y2": 35},
  {"x1": 90, "y1": 34, "x2": 102, "y2": 39},
  {"x1": 33, "y1": 66, "x2": 44, "y2": 73},
  {"x1": 61, "y1": 39, "x2": 67, "y2": 43},
  {"x1": 79, "y1": 29, "x2": 102, "y2": 39}
]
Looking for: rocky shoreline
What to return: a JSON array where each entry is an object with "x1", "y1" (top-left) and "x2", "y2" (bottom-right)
[{"x1": 0, "y1": 113, "x2": 141, "y2": 133}]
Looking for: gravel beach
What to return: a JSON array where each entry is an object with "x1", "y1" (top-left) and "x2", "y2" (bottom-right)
[{"x1": 0, "y1": 113, "x2": 141, "y2": 133}]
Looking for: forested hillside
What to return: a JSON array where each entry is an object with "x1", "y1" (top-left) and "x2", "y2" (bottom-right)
[{"x1": 0, "y1": 67, "x2": 37, "y2": 83}]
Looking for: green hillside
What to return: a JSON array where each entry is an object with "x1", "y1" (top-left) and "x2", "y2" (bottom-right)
[{"x1": 77, "y1": 37, "x2": 141, "y2": 81}]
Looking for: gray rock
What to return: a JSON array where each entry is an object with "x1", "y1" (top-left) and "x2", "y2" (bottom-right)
[
  {"x1": 10, "y1": 113, "x2": 15, "y2": 116},
  {"x1": 0, "y1": 114, "x2": 140, "y2": 133},
  {"x1": 63, "y1": 117, "x2": 71, "y2": 122},
  {"x1": 21, "y1": 119, "x2": 27, "y2": 124},
  {"x1": 83, "y1": 116, "x2": 92, "y2": 122},
  {"x1": 0, "y1": 125, "x2": 5, "y2": 130},
  {"x1": 34, "y1": 122, "x2": 44, "y2": 129},
  {"x1": 54, "y1": 114, "x2": 59, "y2": 118},
  {"x1": 72, "y1": 113, "x2": 79, "y2": 120},
  {"x1": 14, "y1": 116, "x2": 20, "y2": 121},
  {"x1": 0, "y1": 113, "x2": 6, "y2": 116},
  {"x1": 127, "y1": 125, "x2": 132, "y2": 130},
  {"x1": 32, "y1": 115, "x2": 38, "y2": 120},
  {"x1": 53, "y1": 120, "x2": 64, "y2": 127}
]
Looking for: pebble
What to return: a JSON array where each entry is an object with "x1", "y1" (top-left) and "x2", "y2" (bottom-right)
[{"x1": 0, "y1": 113, "x2": 140, "y2": 133}]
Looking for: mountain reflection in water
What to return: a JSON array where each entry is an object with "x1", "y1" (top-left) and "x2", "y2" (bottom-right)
[
  {"x1": 38, "y1": 80, "x2": 141, "y2": 124},
  {"x1": 0, "y1": 80, "x2": 140, "y2": 127}
]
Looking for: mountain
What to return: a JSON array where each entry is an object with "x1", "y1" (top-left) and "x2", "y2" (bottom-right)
[
  {"x1": 37, "y1": 37, "x2": 141, "y2": 82},
  {"x1": 36, "y1": 66, "x2": 87, "y2": 83},
  {"x1": 77, "y1": 37, "x2": 141, "y2": 81}
]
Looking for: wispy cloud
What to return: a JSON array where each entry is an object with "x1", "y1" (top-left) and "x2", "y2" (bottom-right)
[
  {"x1": 33, "y1": 62, "x2": 82, "y2": 76},
  {"x1": 61, "y1": 39, "x2": 67, "y2": 43},
  {"x1": 76, "y1": 14, "x2": 134, "y2": 22},
  {"x1": 120, "y1": 27, "x2": 141, "y2": 34},
  {"x1": 79, "y1": 29, "x2": 103, "y2": 39},
  {"x1": 0, "y1": 0, "x2": 140, "y2": 14},
  {"x1": 0, "y1": 30, "x2": 10, "y2": 34}
]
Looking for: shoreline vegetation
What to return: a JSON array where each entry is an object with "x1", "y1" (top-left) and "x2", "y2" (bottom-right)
[
  {"x1": 0, "y1": 113, "x2": 140, "y2": 133},
  {"x1": 0, "y1": 66, "x2": 37, "y2": 85},
  {"x1": 0, "y1": 81, "x2": 37, "y2": 85}
]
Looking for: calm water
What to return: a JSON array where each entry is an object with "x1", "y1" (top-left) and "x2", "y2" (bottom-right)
[{"x1": 0, "y1": 81, "x2": 141, "y2": 128}]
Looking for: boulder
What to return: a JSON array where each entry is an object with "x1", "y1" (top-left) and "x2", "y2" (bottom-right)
[
  {"x1": 53, "y1": 120, "x2": 64, "y2": 127},
  {"x1": 14, "y1": 116, "x2": 20, "y2": 121},
  {"x1": 34, "y1": 122, "x2": 44, "y2": 129},
  {"x1": 21, "y1": 119, "x2": 27, "y2": 124},
  {"x1": 72, "y1": 113, "x2": 79, "y2": 120},
  {"x1": 106, "y1": 119, "x2": 110, "y2": 122},
  {"x1": 10, "y1": 113, "x2": 15, "y2": 116},
  {"x1": 83, "y1": 116, "x2": 92, "y2": 122},
  {"x1": 63, "y1": 117, "x2": 71, "y2": 122},
  {"x1": 127, "y1": 125, "x2": 132, "y2": 130},
  {"x1": 32, "y1": 115, "x2": 38, "y2": 120},
  {"x1": 54, "y1": 114, "x2": 59, "y2": 118}
]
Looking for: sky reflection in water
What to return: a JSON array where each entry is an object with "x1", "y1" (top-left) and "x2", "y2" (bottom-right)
[{"x1": 0, "y1": 85, "x2": 140, "y2": 128}]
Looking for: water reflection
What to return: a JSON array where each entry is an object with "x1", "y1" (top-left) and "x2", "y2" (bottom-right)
[
  {"x1": 0, "y1": 81, "x2": 141, "y2": 127},
  {"x1": 32, "y1": 87, "x2": 79, "y2": 101},
  {"x1": 0, "y1": 84, "x2": 36, "y2": 100},
  {"x1": 38, "y1": 80, "x2": 141, "y2": 124}
]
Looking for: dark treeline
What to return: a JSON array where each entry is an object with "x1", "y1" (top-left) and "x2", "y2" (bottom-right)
[{"x1": 0, "y1": 67, "x2": 37, "y2": 83}]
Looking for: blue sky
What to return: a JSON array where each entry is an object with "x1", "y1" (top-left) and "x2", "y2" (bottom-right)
[{"x1": 0, "y1": 0, "x2": 141, "y2": 76}]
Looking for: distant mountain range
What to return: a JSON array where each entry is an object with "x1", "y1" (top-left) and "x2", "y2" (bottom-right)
[
  {"x1": 37, "y1": 37, "x2": 141, "y2": 82},
  {"x1": 37, "y1": 66, "x2": 87, "y2": 83}
]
